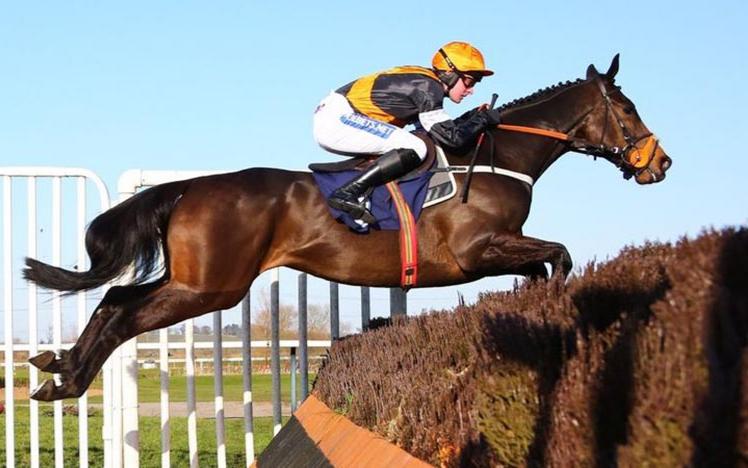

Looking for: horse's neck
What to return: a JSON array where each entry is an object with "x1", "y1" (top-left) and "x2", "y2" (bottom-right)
[{"x1": 477, "y1": 83, "x2": 597, "y2": 182}]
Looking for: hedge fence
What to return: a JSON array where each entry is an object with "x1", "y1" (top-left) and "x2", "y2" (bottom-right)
[{"x1": 313, "y1": 228, "x2": 747, "y2": 467}]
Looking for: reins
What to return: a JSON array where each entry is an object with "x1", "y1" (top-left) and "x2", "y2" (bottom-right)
[
  {"x1": 496, "y1": 124, "x2": 570, "y2": 141},
  {"x1": 457, "y1": 121, "x2": 605, "y2": 202},
  {"x1": 495, "y1": 123, "x2": 628, "y2": 159}
]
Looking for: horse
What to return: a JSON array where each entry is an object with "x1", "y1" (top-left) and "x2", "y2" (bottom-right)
[{"x1": 23, "y1": 55, "x2": 671, "y2": 401}]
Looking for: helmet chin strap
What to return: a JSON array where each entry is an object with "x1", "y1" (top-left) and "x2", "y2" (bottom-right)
[
  {"x1": 438, "y1": 48, "x2": 458, "y2": 71},
  {"x1": 437, "y1": 70, "x2": 460, "y2": 89},
  {"x1": 437, "y1": 48, "x2": 462, "y2": 89}
]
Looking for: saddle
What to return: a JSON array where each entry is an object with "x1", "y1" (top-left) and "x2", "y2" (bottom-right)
[{"x1": 309, "y1": 131, "x2": 437, "y2": 180}]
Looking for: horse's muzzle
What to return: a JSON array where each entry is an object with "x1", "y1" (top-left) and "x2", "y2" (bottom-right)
[{"x1": 634, "y1": 151, "x2": 672, "y2": 185}]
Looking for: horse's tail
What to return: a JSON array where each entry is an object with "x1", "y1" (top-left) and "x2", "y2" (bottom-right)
[{"x1": 23, "y1": 180, "x2": 190, "y2": 292}]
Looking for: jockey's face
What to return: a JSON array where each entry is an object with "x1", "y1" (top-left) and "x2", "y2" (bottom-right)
[{"x1": 447, "y1": 74, "x2": 477, "y2": 103}]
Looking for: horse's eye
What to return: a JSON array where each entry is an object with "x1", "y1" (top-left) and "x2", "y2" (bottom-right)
[{"x1": 623, "y1": 107, "x2": 635, "y2": 115}]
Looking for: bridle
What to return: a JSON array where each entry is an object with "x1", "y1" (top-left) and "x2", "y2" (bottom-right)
[
  {"x1": 494, "y1": 76, "x2": 661, "y2": 180},
  {"x1": 580, "y1": 77, "x2": 661, "y2": 180},
  {"x1": 454, "y1": 75, "x2": 664, "y2": 200}
]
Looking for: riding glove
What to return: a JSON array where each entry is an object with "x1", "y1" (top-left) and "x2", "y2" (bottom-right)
[
  {"x1": 483, "y1": 108, "x2": 502, "y2": 126},
  {"x1": 428, "y1": 108, "x2": 502, "y2": 150}
]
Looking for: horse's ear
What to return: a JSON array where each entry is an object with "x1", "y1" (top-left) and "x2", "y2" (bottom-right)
[
  {"x1": 606, "y1": 53, "x2": 620, "y2": 78},
  {"x1": 586, "y1": 64, "x2": 600, "y2": 80}
]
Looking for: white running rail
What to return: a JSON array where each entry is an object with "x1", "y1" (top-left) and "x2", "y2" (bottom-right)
[{"x1": 1, "y1": 167, "x2": 110, "y2": 468}]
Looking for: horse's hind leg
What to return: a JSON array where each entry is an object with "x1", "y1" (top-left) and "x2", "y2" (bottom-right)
[
  {"x1": 28, "y1": 283, "x2": 162, "y2": 375},
  {"x1": 30, "y1": 281, "x2": 246, "y2": 401},
  {"x1": 30, "y1": 179, "x2": 273, "y2": 401},
  {"x1": 28, "y1": 283, "x2": 165, "y2": 399}
]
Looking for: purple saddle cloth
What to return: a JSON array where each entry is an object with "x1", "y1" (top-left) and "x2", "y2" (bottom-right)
[{"x1": 312, "y1": 169, "x2": 433, "y2": 233}]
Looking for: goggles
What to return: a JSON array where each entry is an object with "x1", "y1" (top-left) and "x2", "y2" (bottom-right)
[{"x1": 460, "y1": 74, "x2": 481, "y2": 88}]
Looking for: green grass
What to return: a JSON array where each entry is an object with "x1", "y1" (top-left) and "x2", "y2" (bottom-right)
[
  {"x1": 4, "y1": 370, "x2": 312, "y2": 465},
  {"x1": 1, "y1": 405, "x2": 287, "y2": 467},
  {"x1": 11, "y1": 368, "x2": 314, "y2": 404},
  {"x1": 136, "y1": 370, "x2": 313, "y2": 403}
]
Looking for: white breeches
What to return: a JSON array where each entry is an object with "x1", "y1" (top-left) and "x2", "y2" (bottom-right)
[{"x1": 312, "y1": 92, "x2": 427, "y2": 160}]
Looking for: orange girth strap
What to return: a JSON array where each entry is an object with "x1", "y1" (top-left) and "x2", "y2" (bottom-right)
[{"x1": 384, "y1": 181, "x2": 418, "y2": 289}]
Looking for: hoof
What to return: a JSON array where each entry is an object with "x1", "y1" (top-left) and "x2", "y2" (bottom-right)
[
  {"x1": 29, "y1": 379, "x2": 58, "y2": 401},
  {"x1": 29, "y1": 351, "x2": 59, "y2": 373}
]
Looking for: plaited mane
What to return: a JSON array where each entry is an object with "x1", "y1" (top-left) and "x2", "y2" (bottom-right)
[{"x1": 493, "y1": 78, "x2": 586, "y2": 113}]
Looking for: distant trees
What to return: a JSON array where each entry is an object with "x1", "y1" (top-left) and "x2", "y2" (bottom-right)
[
  {"x1": 249, "y1": 288, "x2": 351, "y2": 339},
  {"x1": 132, "y1": 286, "x2": 353, "y2": 342},
  {"x1": 222, "y1": 323, "x2": 242, "y2": 336}
]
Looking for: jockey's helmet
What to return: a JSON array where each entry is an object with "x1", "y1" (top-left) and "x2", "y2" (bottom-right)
[{"x1": 432, "y1": 41, "x2": 494, "y2": 88}]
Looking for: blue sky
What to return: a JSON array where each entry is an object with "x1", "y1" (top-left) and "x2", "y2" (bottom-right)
[{"x1": 2, "y1": 1, "x2": 747, "y2": 335}]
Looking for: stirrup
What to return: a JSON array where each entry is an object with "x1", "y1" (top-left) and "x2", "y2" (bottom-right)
[{"x1": 328, "y1": 197, "x2": 376, "y2": 224}]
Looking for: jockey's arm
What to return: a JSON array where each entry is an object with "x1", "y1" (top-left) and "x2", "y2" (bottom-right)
[{"x1": 418, "y1": 108, "x2": 494, "y2": 149}]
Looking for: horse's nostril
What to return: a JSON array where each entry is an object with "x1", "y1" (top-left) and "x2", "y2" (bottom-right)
[{"x1": 661, "y1": 157, "x2": 672, "y2": 171}]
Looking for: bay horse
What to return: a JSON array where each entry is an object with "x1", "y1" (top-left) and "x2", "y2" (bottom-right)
[{"x1": 24, "y1": 55, "x2": 671, "y2": 401}]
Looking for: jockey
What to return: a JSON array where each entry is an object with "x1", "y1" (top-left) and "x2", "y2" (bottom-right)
[{"x1": 313, "y1": 41, "x2": 502, "y2": 223}]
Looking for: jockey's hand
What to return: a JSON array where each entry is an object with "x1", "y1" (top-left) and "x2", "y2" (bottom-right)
[
  {"x1": 483, "y1": 108, "x2": 502, "y2": 126},
  {"x1": 477, "y1": 102, "x2": 490, "y2": 112}
]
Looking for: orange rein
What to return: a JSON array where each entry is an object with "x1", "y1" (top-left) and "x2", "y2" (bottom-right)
[
  {"x1": 495, "y1": 123, "x2": 659, "y2": 171},
  {"x1": 495, "y1": 124, "x2": 570, "y2": 141}
]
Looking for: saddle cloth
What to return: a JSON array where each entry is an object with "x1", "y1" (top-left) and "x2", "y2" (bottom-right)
[
  {"x1": 310, "y1": 134, "x2": 458, "y2": 232},
  {"x1": 311, "y1": 169, "x2": 432, "y2": 232}
]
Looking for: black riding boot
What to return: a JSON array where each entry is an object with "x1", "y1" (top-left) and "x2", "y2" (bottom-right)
[{"x1": 328, "y1": 148, "x2": 422, "y2": 223}]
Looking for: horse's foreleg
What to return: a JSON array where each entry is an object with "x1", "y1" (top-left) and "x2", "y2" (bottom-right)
[
  {"x1": 30, "y1": 283, "x2": 245, "y2": 401},
  {"x1": 514, "y1": 262, "x2": 551, "y2": 281},
  {"x1": 464, "y1": 234, "x2": 572, "y2": 279}
]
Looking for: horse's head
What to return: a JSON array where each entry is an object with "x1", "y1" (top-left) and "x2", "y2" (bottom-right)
[{"x1": 581, "y1": 55, "x2": 672, "y2": 184}]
